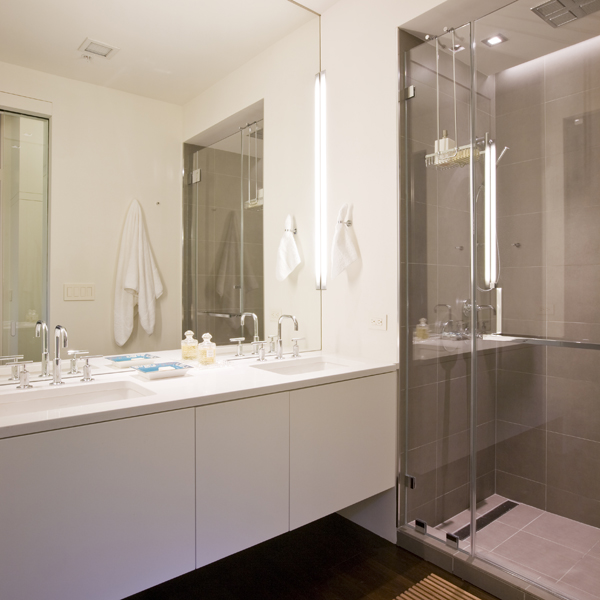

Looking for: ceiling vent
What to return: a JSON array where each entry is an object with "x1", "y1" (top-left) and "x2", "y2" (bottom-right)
[
  {"x1": 531, "y1": 0, "x2": 600, "y2": 27},
  {"x1": 78, "y1": 38, "x2": 120, "y2": 59}
]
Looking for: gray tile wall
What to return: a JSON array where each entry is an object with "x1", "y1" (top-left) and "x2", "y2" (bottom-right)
[{"x1": 495, "y1": 36, "x2": 600, "y2": 528}]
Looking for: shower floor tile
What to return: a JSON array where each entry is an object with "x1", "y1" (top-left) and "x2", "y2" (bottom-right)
[
  {"x1": 492, "y1": 531, "x2": 584, "y2": 580},
  {"x1": 408, "y1": 494, "x2": 600, "y2": 600}
]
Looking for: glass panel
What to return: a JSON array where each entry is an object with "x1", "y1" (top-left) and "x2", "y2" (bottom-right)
[
  {"x1": 182, "y1": 121, "x2": 264, "y2": 346},
  {"x1": 0, "y1": 112, "x2": 49, "y2": 361},
  {"x1": 402, "y1": 24, "x2": 476, "y2": 544},
  {"x1": 472, "y1": 3, "x2": 600, "y2": 598}
]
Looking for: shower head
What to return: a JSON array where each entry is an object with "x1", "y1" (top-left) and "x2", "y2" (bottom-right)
[{"x1": 531, "y1": 0, "x2": 600, "y2": 28}]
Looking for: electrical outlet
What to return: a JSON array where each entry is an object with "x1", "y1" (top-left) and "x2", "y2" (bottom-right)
[
  {"x1": 269, "y1": 308, "x2": 282, "y2": 323},
  {"x1": 369, "y1": 315, "x2": 387, "y2": 331}
]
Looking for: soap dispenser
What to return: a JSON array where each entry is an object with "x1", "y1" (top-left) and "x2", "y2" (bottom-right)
[
  {"x1": 182, "y1": 330, "x2": 199, "y2": 360},
  {"x1": 198, "y1": 333, "x2": 216, "y2": 366},
  {"x1": 415, "y1": 318, "x2": 430, "y2": 340}
]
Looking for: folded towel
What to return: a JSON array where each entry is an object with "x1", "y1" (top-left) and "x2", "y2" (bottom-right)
[
  {"x1": 275, "y1": 215, "x2": 301, "y2": 282},
  {"x1": 331, "y1": 204, "x2": 359, "y2": 279},
  {"x1": 114, "y1": 200, "x2": 163, "y2": 346}
]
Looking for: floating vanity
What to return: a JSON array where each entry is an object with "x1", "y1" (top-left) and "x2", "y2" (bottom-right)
[{"x1": 0, "y1": 351, "x2": 397, "y2": 600}]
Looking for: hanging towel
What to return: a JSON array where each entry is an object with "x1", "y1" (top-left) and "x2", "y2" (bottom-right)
[
  {"x1": 275, "y1": 215, "x2": 301, "y2": 282},
  {"x1": 331, "y1": 204, "x2": 359, "y2": 279},
  {"x1": 114, "y1": 200, "x2": 163, "y2": 346}
]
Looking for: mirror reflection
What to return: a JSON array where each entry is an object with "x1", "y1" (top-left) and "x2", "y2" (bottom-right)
[
  {"x1": 0, "y1": 112, "x2": 49, "y2": 361},
  {"x1": 0, "y1": 1, "x2": 321, "y2": 373}
]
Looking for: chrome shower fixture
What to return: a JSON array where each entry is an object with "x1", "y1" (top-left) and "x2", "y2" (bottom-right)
[{"x1": 531, "y1": 0, "x2": 600, "y2": 28}]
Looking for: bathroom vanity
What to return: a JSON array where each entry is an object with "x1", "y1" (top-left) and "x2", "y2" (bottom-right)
[{"x1": 0, "y1": 352, "x2": 397, "y2": 600}]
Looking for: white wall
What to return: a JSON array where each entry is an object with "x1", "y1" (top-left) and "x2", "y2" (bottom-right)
[
  {"x1": 0, "y1": 61, "x2": 183, "y2": 356},
  {"x1": 320, "y1": 0, "x2": 445, "y2": 363},
  {"x1": 183, "y1": 19, "x2": 321, "y2": 352}
]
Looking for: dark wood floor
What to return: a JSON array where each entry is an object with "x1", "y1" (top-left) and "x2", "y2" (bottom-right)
[{"x1": 127, "y1": 514, "x2": 499, "y2": 600}]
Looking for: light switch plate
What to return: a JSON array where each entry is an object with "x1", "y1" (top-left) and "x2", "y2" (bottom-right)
[{"x1": 64, "y1": 284, "x2": 95, "y2": 301}]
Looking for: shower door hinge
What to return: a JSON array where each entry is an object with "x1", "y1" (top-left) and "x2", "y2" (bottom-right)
[
  {"x1": 405, "y1": 474, "x2": 417, "y2": 489},
  {"x1": 400, "y1": 85, "x2": 416, "y2": 102},
  {"x1": 188, "y1": 168, "x2": 201, "y2": 185}
]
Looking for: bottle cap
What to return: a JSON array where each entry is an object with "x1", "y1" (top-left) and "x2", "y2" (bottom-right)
[{"x1": 202, "y1": 333, "x2": 212, "y2": 342}]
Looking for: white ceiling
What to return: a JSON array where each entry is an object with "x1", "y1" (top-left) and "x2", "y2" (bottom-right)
[{"x1": 0, "y1": 0, "x2": 323, "y2": 105}]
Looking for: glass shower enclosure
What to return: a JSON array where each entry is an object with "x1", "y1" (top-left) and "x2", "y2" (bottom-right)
[{"x1": 401, "y1": 4, "x2": 600, "y2": 600}]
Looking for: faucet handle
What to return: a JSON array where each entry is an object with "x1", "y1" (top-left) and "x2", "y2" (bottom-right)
[
  {"x1": 80, "y1": 355, "x2": 101, "y2": 382},
  {"x1": 67, "y1": 350, "x2": 89, "y2": 374},
  {"x1": 267, "y1": 334, "x2": 278, "y2": 354},
  {"x1": 251, "y1": 341, "x2": 267, "y2": 362},
  {"x1": 291, "y1": 337, "x2": 305, "y2": 358},
  {"x1": 229, "y1": 337, "x2": 245, "y2": 357},
  {"x1": 15, "y1": 361, "x2": 34, "y2": 389},
  {"x1": 3, "y1": 356, "x2": 27, "y2": 381}
]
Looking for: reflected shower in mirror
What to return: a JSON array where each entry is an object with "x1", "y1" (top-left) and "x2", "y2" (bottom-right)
[{"x1": 183, "y1": 120, "x2": 265, "y2": 345}]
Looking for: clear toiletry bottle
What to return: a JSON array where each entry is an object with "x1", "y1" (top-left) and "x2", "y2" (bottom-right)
[
  {"x1": 182, "y1": 330, "x2": 198, "y2": 360},
  {"x1": 415, "y1": 318, "x2": 430, "y2": 340},
  {"x1": 198, "y1": 333, "x2": 216, "y2": 366}
]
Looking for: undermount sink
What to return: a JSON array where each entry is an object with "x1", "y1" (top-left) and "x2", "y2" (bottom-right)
[
  {"x1": 0, "y1": 380, "x2": 154, "y2": 419},
  {"x1": 251, "y1": 357, "x2": 348, "y2": 376}
]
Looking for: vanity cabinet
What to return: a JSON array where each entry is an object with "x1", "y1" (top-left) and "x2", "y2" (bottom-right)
[
  {"x1": 195, "y1": 392, "x2": 290, "y2": 568},
  {"x1": 289, "y1": 373, "x2": 397, "y2": 529},
  {"x1": 0, "y1": 409, "x2": 196, "y2": 600},
  {"x1": 0, "y1": 369, "x2": 397, "y2": 599}
]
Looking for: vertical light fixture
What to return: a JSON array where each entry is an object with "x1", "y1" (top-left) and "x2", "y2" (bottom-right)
[
  {"x1": 315, "y1": 70, "x2": 327, "y2": 290},
  {"x1": 484, "y1": 134, "x2": 497, "y2": 288}
]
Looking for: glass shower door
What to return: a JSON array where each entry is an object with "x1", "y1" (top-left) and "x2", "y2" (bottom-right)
[{"x1": 402, "y1": 24, "x2": 480, "y2": 546}]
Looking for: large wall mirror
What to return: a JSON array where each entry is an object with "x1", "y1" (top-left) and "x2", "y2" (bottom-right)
[{"x1": 0, "y1": 0, "x2": 321, "y2": 365}]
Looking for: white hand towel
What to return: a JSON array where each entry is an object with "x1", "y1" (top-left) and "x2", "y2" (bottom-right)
[
  {"x1": 331, "y1": 204, "x2": 359, "y2": 279},
  {"x1": 275, "y1": 215, "x2": 301, "y2": 282},
  {"x1": 114, "y1": 200, "x2": 163, "y2": 346}
]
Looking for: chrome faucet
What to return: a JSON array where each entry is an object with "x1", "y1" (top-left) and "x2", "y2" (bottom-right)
[
  {"x1": 35, "y1": 320, "x2": 50, "y2": 377},
  {"x1": 276, "y1": 315, "x2": 298, "y2": 359},
  {"x1": 241, "y1": 312, "x2": 260, "y2": 352},
  {"x1": 50, "y1": 325, "x2": 68, "y2": 386}
]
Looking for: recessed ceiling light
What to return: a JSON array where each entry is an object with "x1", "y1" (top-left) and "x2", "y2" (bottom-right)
[
  {"x1": 78, "y1": 37, "x2": 120, "y2": 60},
  {"x1": 482, "y1": 34, "x2": 508, "y2": 47}
]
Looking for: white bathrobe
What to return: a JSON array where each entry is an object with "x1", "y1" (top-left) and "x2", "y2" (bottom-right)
[{"x1": 114, "y1": 200, "x2": 163, "y2": 346}]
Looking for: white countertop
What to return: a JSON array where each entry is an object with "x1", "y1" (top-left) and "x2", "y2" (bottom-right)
[{"x1": 0, "y1": 350, "x2": 398, "y2": 440}]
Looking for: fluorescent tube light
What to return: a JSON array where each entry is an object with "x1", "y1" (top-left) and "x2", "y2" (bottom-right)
[
  {"x1": 315, "y1": 70, "x2": 327, "y2": 290},
  {"x1": 484, "y1": 137, "x2": 497, "y2": 288}
]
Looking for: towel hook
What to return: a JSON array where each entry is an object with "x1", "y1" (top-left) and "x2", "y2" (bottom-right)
[
  {"x1": 338, "y1": 219, "x2": 352, "y2": 227},
  {"x1": 285, "y1": 227, "x2": 298, "y2": 235}
]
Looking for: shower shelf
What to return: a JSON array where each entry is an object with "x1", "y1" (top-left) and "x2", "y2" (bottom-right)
[{"x1": 425, "y1": 145, "x2": 482, "y2": 169}]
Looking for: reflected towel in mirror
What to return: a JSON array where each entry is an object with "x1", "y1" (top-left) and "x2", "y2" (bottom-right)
[
  {"x1": 331, "y1": 204, "x2": 359, "y2": 279},
  {"x1": 216, "y1": 211, "x2": 259, "y2": 297},
  {"x1": 275, "y1": 215, "x2": 301, "y2": 281},
  {"x1": 114, "y1": 200, "x2": 163, "y2": 346}
]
